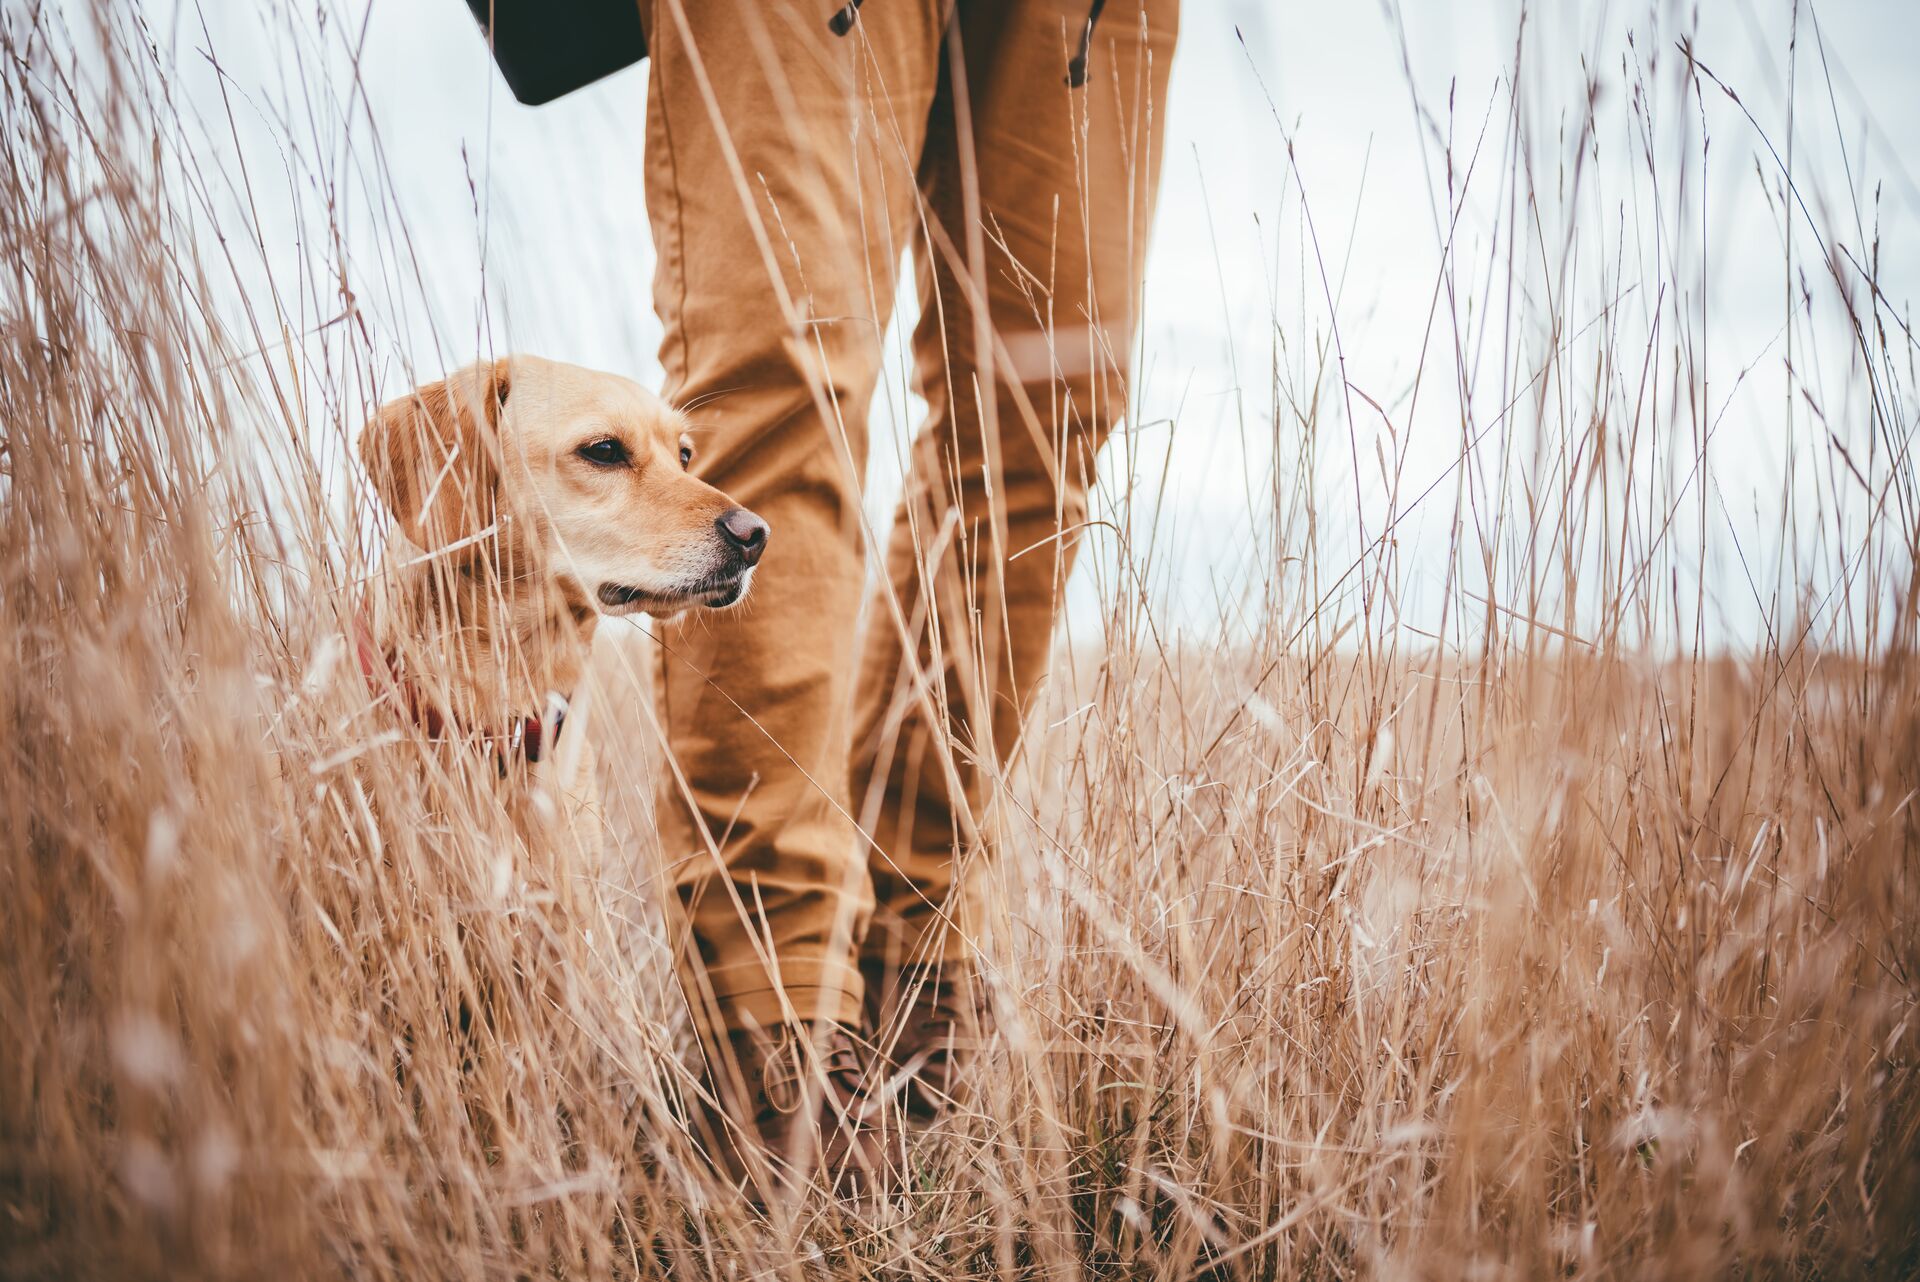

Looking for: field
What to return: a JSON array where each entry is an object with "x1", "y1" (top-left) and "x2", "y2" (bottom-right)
[{"x1": 2, "y1": 3, "x2": 1917, "y2": 1279}]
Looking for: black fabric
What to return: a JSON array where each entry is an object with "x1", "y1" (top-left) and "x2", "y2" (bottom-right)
[
  {"x1": 463, "y1": 0, "x2": 648, "y2": 106},
  {"x1": 1066, "y1": 0, "x2": 1107, "y2": 86},
  {"x1": 462, "y1": 0, "x2": 1107, "y2": 106}
]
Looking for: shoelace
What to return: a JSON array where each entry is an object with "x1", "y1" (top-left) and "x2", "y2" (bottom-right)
[
  {"x1": 829, "y1": 0, "x2": 1108, "y2": 87},
  {"x1": 820, "y1": 1042, "x2": 871, "y2": 1111},
  {"x1": 747, "y1": 1027, "x2": 872, "y2": 1120},
  {"x1": 899, "y1": 973, "x2": 983, "y2": 1053}
]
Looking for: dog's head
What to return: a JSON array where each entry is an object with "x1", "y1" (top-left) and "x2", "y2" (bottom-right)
[{"x1": 359, "y1": 355, "x2": 767, "y2": 614}]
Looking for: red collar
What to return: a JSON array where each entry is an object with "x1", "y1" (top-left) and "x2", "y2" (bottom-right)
[{"x1": 353, "y1": 609, "x2": 565, "y2": 767}]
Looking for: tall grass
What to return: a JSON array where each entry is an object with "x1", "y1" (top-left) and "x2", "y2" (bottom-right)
[{"x1": 2, "y1": 3, "x2": 1916, "y2": 1279}]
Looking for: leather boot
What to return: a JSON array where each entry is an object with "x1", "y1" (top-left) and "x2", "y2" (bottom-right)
[
  {"x1": 861, "y1": 959, "x2": 990, "y2": 1121},
  {"x1": 694, "y1": 1020, "x2": 890, "y2": 1201}
]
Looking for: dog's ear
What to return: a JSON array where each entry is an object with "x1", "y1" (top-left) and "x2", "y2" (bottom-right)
[{"x1": 360, "y1": 358, "x2": 512, "y2": 554}]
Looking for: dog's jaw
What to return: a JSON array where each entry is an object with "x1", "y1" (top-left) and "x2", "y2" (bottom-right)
[
  {"x1": 595, "y1": 566, "x2": 754, "y2": 616},
  {"x1": 701, "y1": 568, "x2": 752, "y2": 609}
]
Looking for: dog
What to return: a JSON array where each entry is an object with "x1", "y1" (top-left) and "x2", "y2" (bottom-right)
[{"x1": 355, "y1": 353, "x2": 767, "y2": 838}]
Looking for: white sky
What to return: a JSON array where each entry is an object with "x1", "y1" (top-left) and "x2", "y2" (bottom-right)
[{"x1": 170, "y1": 0, "x2": 1920, "y2": 648}]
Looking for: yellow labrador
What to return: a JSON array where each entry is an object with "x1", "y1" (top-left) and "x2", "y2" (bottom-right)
[{"x1": 356, "y1": 354, "x2": 765, "y2": 835}]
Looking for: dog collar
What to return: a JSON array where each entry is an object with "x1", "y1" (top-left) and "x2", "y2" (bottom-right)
[{"x1": 352, "y1": 609, "x2": 566, "y2": 767}]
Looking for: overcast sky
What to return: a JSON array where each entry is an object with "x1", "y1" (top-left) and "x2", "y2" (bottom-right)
[{"x1": 176, "y1": 0, "x2": 1920, "y2": 647}]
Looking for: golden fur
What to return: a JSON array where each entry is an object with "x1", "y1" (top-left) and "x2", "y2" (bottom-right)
[{"x1": 358, "y1": 353, "x2": 764, "y2": 835}]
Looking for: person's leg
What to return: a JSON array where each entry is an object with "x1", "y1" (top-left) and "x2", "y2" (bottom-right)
[
  {"x1": 852, "y1": 0, "x2": 1178, "y2": 983},
  {"x1": 641, "y1": 0, "x2": 941, "y2": 1039}
]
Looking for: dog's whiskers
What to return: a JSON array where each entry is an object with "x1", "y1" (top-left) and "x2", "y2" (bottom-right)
[{"x1": 673, "y1": 385, "x2": 747, "y2": 417}]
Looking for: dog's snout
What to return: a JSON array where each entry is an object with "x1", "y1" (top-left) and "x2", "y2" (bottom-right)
[{"x1": 717, "y1": 507, "x2": 769, "y2": 567}]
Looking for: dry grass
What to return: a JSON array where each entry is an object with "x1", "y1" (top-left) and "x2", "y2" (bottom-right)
[{"x1": 2, "y1": 3, "x2": 1917, "y2": 1279}]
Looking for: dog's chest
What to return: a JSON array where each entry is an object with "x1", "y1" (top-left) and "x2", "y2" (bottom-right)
[{"x1": 520, "y1": 677, "x2": 605, "y2": 860}]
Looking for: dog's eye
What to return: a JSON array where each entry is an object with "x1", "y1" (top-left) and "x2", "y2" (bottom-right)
[
  {"x1": 577, "y1": 437, "x2": 629, "y2": 467},
  {"x1": 678, "y1": 436, "x2": 695, "y2": 469}
]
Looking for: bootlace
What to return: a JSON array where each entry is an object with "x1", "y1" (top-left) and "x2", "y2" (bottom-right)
[{"x1": 738, "y1": 1025, "x2": 871, "y2": 1122}]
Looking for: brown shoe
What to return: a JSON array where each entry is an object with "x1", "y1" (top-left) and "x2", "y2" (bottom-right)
[
  {"x1": 695, "y1": 1021, "x2": 890, "y2": 1201},
  {"x1": 861, "y1": 959, "x2": 989, "y2": 1120}
]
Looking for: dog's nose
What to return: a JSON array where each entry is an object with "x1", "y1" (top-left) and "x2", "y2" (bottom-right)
[{"x1": 716, "y1": 507, "x2": 769, "y2": 568}]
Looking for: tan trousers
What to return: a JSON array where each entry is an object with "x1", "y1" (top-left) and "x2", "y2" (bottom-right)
[{"x1": 642, "y1": 0, "x2": 1176, "y2": 1029}]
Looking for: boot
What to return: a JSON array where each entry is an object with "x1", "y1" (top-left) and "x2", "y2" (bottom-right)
[
  {"x1": 694, "y1": 1019, "x2": 890, "y2": 1201},
  {"x1": 861, "y1": 959, "x2": 990, "y2": 1121}
]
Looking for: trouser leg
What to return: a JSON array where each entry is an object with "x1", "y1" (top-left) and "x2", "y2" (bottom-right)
[
  {"x1": 851, "y1": 0, "x2": 1179, "y2": 968},
  {"x1": 642, "y1": 0, "x2": 943, "y2": 1029}
]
